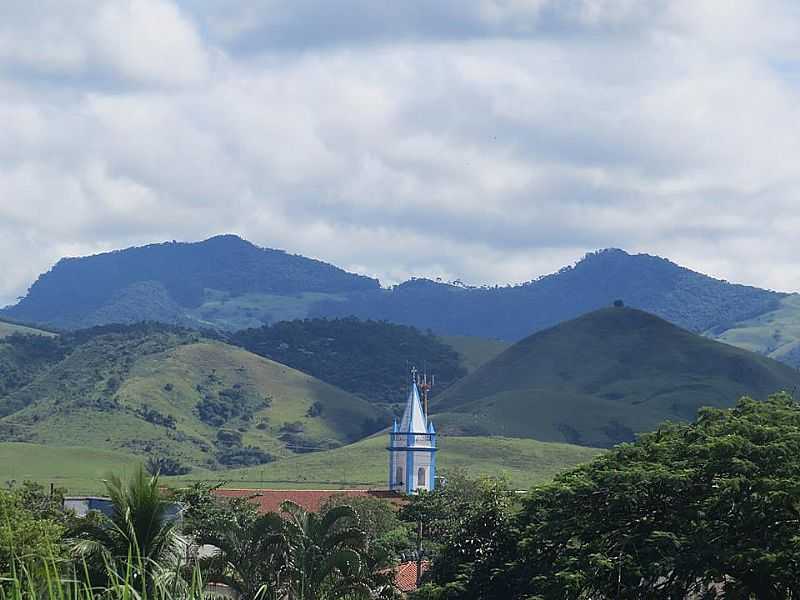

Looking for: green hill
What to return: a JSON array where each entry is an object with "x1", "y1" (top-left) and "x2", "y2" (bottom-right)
[
  {"x1": 0, "y1": 324, "x2": 382, "y2": 472},
  {"x1": 432, "y1": 307, "x2": 800, "y2": 448},
  {"x1": 230, "y1": 318, "x2": 466, "y2": 409},
  {"x1": 196, "y1": 435, "x2": 602, "y2": 491}
]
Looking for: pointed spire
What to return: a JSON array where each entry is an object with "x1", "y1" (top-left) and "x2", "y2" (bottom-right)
[
  {"x1": 399, "y1": 378, "x2": 428, "y2": 434},
  {"x1": 427, "y1": 420, "x2": 436, "y2": 434}
]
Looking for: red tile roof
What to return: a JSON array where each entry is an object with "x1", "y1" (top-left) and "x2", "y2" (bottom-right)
[
  {"x1": 392, "y1": 560, "x2": 430, "y2": 592},
  {"x1": 212, "y1": 488, "x2": 404, "y2": 514}
]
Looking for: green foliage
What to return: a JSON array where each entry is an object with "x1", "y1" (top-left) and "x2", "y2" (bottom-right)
[
  {"x1": 402, "y1": 472, "x2": 517, "y2": 600},
  {"x1": 216, "y1": 446, "x2": 274, "y2": 467},
  {"x1": 196, "y1": 384, "x2": 265, "y2": 426},
  {"x1": 0, "y1": 485, "x2": 65, "y2": 574},
  {"x1": 0, "y1": 334, "x2": 68, "y2": 400},
  {"x1": 231, "y1": 317, "x2": 466, "y2": 405},
  {"x1": 322, "y1": 494, "x2": 412, "y2": 565},
  {"x1": 178, "y1": 485, "x2": 387, "y2": 600},
  {"x1": 67, "y1": 466, "x2": 178, "y2": 588},
  {"x1": 511, "y1": 393, "x2": 800, "y2": 598},
  {"x1": 280, "y1": 500, "x2": 374, "y2": 600},
  {"x1": 433, "y1": 307, "x2": 800, "y2": 447}
]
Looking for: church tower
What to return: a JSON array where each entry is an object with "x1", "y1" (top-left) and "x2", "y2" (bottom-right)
[{"x1": 388, "y1": 369, "x2": 437, "y2": 494}]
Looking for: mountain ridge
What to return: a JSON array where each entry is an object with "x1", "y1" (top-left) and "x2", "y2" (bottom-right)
[{"x1": 2, "y1": 236, "x2": 794, "y2": 366}]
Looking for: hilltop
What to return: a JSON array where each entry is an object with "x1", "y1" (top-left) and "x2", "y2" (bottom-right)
[
  {"x1": 2, "y1": 235, "x2": 378, "y2": 330},
  {"x1": 432, "y1": 307, "x2": 800, "y2": 447},
  {"x1": 319, "y1": 249, "x2": 784, "y2": 340},
  {"x1": 0, "y1": 324, "x2": 381, "y2": 472}
]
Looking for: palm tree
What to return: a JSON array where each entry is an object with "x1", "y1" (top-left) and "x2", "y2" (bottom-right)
[
  {"x1": 68, "y1": 465, "x2": 178, "y2": 589},
  {"x1": 281, "y1": 500, "x2": 371, "y2": 600},
  {"x1": 195, "y1": 510, "x2": 286, "y2": 600}
]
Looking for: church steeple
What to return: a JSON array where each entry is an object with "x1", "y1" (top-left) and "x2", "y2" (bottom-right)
[{"x1": 388, "y1": 368, "x2": 437, "y2": 494}]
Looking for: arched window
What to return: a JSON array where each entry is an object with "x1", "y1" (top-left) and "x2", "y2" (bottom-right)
[
  {"x1": 396, "y1": 466, "x2": 404, "y2": 486},
  {"x1": 418, "y1": 467, "x2": 426, "y2": 487}
]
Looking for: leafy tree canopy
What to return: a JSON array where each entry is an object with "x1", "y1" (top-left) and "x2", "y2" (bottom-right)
[{"x1": 513, "y1": 393, "x2": 800, "y2": 599}]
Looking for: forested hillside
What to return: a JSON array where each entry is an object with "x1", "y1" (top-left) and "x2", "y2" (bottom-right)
[
  {"x1": 230, "y1": 318, "x2": 466, "y2": 407},
  {"x1": 317, "y1": 249, "x2": 784, "y2": 340},
  {"x1": 432, "y1": 307, "x2": 800, "y2": 447},
  {"x1": 2, "y1": 235, "x2": 378, "y2": 329}
]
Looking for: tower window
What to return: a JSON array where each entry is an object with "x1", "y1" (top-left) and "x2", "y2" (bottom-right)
[
  {"x1": 396, "y1": 466, "x2": 404, "y2": 486},
  {"x1": 418, "y1": 467, "x2": 426, "y2": 487}
]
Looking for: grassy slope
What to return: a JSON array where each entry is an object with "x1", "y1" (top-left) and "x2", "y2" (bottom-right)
[
  {"x1": 433, "y1": 307, "x2": 800, "y2": 448},
  {"x1": 0, "y1": 436, "x2": 601, "y2": 494},
  {"x1": 0, "y1": 321, "x2": 56, "y2": 338},
  {"x1": 711, "y1": 294, "x2": 800, "y2": 365},
  {"x1": 0, "y1": 443, "x2": 145, "y2": 493},
  {"x1": 440, "y1": 335, "x2": 511, "y2": 373},
  {"x1": 184, "y1": 435, "x2": 602, "y2": 491},
  {"x1": 0, "y1": 332, "x2": 379, "y2": 469}
]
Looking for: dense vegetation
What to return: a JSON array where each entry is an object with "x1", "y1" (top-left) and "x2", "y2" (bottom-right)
[
  {"x1": 432, "y1": 307, "x2": 800, "y2": 447},
  {"x1": 0, "y1": 323, "x2": 380, "y2": 470},
  {"x1": 408, "y1": 394, "x2": 800, "y2": 599},
  {"x1": 317, "y1": 249, "x2": 784, "y2": 340},
  {"x1": 6, "y1": 396, "x2": 797, "y2": 598},
  {"x1": 231, "y1": 318, "x2": 466, "y2": 406},
  {"x1": 2, "y1": 235, "x2": 378, "y2": 329},
  {"x1": 0, "y1": 470, "x2": 410, "y2": 600}
]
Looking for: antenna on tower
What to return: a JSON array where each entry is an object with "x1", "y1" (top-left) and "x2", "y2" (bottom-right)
[{"x1": 419, "y1": 370, "x2": 434, "y2": 420}]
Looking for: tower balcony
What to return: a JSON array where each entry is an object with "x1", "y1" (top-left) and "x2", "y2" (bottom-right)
[{"x1": 388, "y1": 432, "x2": 437, "y2": 449}]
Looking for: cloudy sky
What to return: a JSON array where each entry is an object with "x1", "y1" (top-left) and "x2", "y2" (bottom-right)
[{"x1": 1, "y1": 0, "x2": 800, "y2": 306}]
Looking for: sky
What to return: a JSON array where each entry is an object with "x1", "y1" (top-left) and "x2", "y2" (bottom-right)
[{"x1": 2, "y1": 0, "x2": 800, "y2": 307}]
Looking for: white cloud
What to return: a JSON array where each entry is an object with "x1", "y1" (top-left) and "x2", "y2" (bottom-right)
[
  {"x1": 2, "y1": 0, "x2": 800, "y2": 307},
  {"x1": 0, "y1": 0, "x2": 209, "y2": 86}
]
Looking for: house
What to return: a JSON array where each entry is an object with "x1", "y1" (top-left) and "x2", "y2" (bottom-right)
[{"x1": 384, "y1": 560, "x2": 430, "y2": 594}]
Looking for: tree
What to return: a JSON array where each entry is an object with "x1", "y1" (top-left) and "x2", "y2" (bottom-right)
[
  {"x1": 401, "y1": 472, "x2": 516, "y2": 600},
  {"x1": 68, "y1": 465, "x2": 178, "y2": 588},
  {"x1": 0, "y1": 486, "x2": 64, "y2": 575},
  {"x1": 512, "y1": 393, "x2": 800, "y2": 599},
  {"x1": 178, "y1": 484, "x2": 286, "y2": 600},
  {"x1": 321, "y1": 494, "x2": 411, "y2": 565},
  {"x1": 281, "y1": 500, "x2": 371, "y2": 600}
]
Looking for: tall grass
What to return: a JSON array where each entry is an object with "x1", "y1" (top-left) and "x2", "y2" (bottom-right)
[{"x1": 0, "y1": 556, "x2": 210, "y2": 600}]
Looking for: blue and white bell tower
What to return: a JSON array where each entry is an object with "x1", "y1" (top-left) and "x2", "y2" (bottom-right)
[{"x1": 388, "y1": 369, "x2": 437, "y2": 494}]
